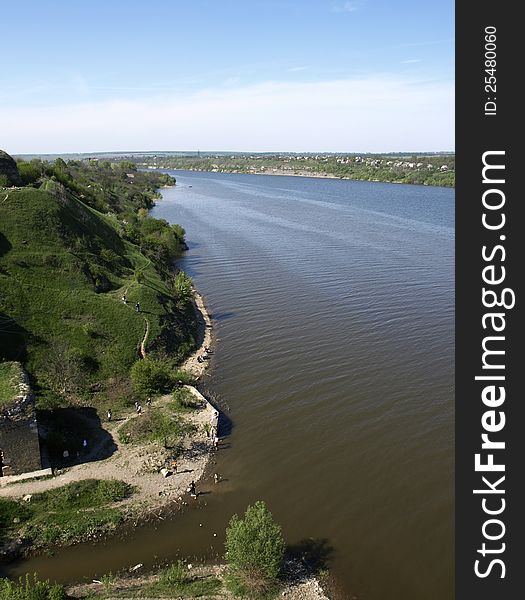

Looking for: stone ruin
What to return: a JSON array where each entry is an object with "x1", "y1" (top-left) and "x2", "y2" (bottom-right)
[{"x1": 0, "y1": 363, "x2": 43, "y2": 476}]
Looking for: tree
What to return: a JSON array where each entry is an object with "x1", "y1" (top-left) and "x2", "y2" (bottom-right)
[
  {"x1": 130, "y1": 358, "x2": 173, "y2": 397},
  {"x1": 171, "y1": 223, "x2": 186, "y2": 242},
  {"x1": 174, "y1": 271, "x2": 193, "y2": 307},
  {"x1": 119, "y1": 160, "x2": 137, "y2": 172},
  {"x1": 225, "y1": 501, "x2": 285, "y2": 597}
]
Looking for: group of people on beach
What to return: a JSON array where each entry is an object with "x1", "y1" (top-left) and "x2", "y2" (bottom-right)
[
  {"x1": 197, "y1": 346, "x2": 212, "y2": 363},
  {"x1": 187, "y1": 409, "x2": 221, "y2": 499}
]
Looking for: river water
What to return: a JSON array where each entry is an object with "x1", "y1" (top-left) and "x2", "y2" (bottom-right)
[{"x1": 6, "y1": 171, "x2": 454, "y2": 599}]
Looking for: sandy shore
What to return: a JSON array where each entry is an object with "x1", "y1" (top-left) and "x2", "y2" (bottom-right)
[
  {"x1": 0, "y1": 387, "x2": 217, "y2": 513},
  {"x1": 67, "y1": 562, "x2": 331, "y2": 600},
  {"x1": 181, "y1": 290, "x2": 213, "y2": 377},
  {"x1": 175, "y1": 167, "x2": 340, "y2": 180}
]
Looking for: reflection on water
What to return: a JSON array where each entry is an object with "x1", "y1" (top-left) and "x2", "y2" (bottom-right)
[{"x1": 5, "y1": 172, "x2": 454, "y2": 600}]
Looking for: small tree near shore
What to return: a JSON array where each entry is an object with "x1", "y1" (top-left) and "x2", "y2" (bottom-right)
[
  {"x1": 130, "y1": 358, "x2": 173, "y2": 397},
  {"x1": 225, "y1": 501, "x2": 285, "y2": 597},
  {"x1": 174, "y1": 271, "x2": 193, "y2": 308}
]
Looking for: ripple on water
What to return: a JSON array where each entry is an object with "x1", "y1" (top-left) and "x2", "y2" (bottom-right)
[{"x1": 8, "y1": 173, "x2": 453, "y2": 600}]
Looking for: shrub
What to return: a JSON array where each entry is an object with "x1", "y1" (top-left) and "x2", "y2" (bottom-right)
[
  {"x1": 174, "y1": 271, "x2": 193, "y2": 307},
  {"x1": 225, "y1": 501, "x2": 285, "y2": 597},
  {"x1": 171, "y1": 369, "x2": 195, "y2": 385},
  {"x1": 172, "y1": 387, "x2": 203, "y2": 410},
  {"x1": 153, "y1": 560, "x2": 221, "y2": 596},
  {"x1": 160, "y1": 560, "x2": 190, "y2": 586},
  {"x1": 130, "y1": 358, "x2": 174, "y2": 397},
  {"x1": 0, "y1": 574, "x2": 66, "y2": 600},
  {"x1": 171, "y1": 223, "x2": 186, "y2": 242}
]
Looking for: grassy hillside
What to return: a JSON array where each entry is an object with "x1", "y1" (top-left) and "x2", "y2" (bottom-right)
[
  {"x1": 0, "y1": 158, "x2": 196, "y2": 411},
  {"x1": 0, "y1": 362, "x2": 19, "y2": 407}
]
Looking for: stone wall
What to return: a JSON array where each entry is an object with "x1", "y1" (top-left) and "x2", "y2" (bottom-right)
[{"x1": 0, "y1": 363, "x2": 43, "y2": 476}]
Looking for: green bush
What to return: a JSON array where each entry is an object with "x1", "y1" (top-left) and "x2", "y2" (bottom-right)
[
  {"x1": 225, "y1": 501, "x2": 285, "y2": 598},
  {"x1": 130, "y1": 358, "x2": 177, "y2": 397},
  {"x1": 160, "y1": 560, "x2": 190, "y2": 586},
  {"x1": 174, "y1": 271, "x2": 193, "y2": 307},
  {"x1": 172, "y1": 387, "x2": 203, "y2": 410},
  {"x1": 0, "y1": 574, "x2": 66, "y2": 600},
  {"x1": 172, "y1": 369, "x2": 195, "y2": 385},
  {"x1": 171, "y1": 223, "x2": 186, "y2": 242},
  {"x1": 148, "y1": 561, "x2": 221, "y2": 597}
]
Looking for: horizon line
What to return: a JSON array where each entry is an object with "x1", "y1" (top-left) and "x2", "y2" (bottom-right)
[{"x1": 11, "y1": 148, "x2": 456, "y2": 157}]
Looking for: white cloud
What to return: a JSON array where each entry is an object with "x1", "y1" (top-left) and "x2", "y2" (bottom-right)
[
  {"x1": 1, "y1": 78, "x2": 454, "y2": 154},
  {"x1": 401, "y1": 59, "x2": 423, "y2": 64},
  {"x1": 287, "y1": 66, "x2": 309, "y2": 72},
  {"x1": 332, "y1": 1, "x2": 361, "y2": 13}
]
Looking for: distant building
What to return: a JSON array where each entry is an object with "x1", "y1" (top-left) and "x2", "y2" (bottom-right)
[{"x1": 0, "y1": 363, "x2": 43, "y2": 477}]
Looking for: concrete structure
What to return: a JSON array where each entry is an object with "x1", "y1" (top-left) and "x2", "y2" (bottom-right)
[{"x1": 0, "y1": 363, "x2": 43, "y2": 477}]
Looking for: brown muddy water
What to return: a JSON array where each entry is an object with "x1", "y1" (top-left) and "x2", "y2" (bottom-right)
[{"x1": 3, "y1": 172, "x2": 454, "y2": 599}]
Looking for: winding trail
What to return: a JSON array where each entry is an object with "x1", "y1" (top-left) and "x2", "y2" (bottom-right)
[
  {"x1": 119, "y1": 284, "x2": 150, "y2": 358},
  {"x1": 139, "y1": 318, "x2": 150, "y2": 358}
]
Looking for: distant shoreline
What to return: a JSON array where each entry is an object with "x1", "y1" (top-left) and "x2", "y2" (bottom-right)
[{"x1": 155, "y1": 166, "x2": 454, "y2": 188}]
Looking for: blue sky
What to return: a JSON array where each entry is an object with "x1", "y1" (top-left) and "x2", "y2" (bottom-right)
[{"x1": 1, "y1": 0, "x2": 454, "y2": 154}]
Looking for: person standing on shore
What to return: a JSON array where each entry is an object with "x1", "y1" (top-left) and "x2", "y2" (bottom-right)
[
  {"x1": 107, "y1": 408, "x2": 112, "y2": 422},
  {"x1": 189, "y1": 480, "x2": 197, "y2": 498}
]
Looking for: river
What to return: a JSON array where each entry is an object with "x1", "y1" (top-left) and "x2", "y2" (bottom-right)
[{"x1": 7, "y1": 171, "x2": 454, "y2": 600}]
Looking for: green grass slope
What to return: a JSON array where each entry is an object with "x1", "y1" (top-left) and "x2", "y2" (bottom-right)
[
  {"x1": 0, "y1": 186, "x2": 196, "y2": 409},
  {"x1": 0, "y1": 362, "x2": 19, "y2": 407}
]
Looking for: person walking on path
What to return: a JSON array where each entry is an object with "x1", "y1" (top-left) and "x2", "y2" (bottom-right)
[
  {"x1": 135, "y1": 302, "x2": 141, "y2": 313},
  {"x1": 122, "y1": 295, "x2": 127, "y2": 304},
  {"x1": 189, "y1": 480, "x2": 197, "y2": 498},
  {"x1": 136, "y1": 404, "x2": 142, "y2": 415}
]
